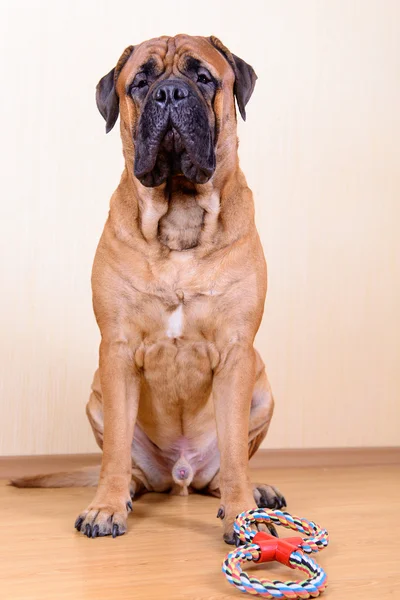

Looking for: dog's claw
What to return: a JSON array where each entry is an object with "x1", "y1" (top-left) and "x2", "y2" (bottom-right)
[
  {"x1": 216, "y1": 507, "x2": 225, "y2": 519},
  {"x1": 112, "y1": 524, "x2": 119, "y2": 538},
  {"x1": 126, "y1": 501, "x2": 133, "y2": 512},
  {"x1": 85, "y1": 523, "x2": 92, "y2": 538},
  {"x1": 92, "y1": 524, "x2": 99, "y2": 538},
  {"x1": 268, "y1": 524, "x2": 279, "y2": 538},
  {"x1": 223, "y1": 531, "x2": 240, "y2": 546},
  {"x1": 254, "y1": 485, "x2": 287, "y2": 512},
  {"x1": 74, "y1": 516, "x2": 84, "y2": 531}
]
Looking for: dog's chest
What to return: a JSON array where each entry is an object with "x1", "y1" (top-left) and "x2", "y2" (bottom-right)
[
  {"x1": 133, "y1": 254, "x2": 221, "y2": 405},
  {"x1": 158, "y1": 194, "x2": 205, "y2": 251},
  {"x1": 136, "y1": 289, "x2": 219, "y2": 371},
  {"x1": 165, "y1": 303, "x2": 184, "y2": 338}
]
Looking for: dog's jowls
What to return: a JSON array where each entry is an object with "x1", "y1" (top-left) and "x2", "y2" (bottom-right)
[{"x1": 12, "y1": 35, "x2": 286, "y2": 544}]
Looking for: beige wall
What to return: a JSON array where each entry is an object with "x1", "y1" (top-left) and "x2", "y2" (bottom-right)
[{"x1": 0, "y1": 0, "x2": 399, "y2": 455}]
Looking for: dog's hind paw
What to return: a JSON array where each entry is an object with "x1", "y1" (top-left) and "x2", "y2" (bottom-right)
[{"x1": 253, "y1": 484, "x2": 287, "y2": 510}]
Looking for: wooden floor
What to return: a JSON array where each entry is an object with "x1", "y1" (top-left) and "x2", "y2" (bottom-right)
[{"x1": 1, "y1": 464, "x2": 399, "y2": 599}]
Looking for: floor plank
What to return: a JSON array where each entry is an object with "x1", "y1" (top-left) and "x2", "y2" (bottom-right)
[
  {"x1": 1, "y1": 447, "x2": 400, "y2": 479},
  {"x1": 1, "y1": 465, "x2": 399, "y2": 599}
]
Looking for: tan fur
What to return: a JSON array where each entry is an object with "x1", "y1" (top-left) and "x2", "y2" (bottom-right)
[
  {"x1": 11, "y1": 466, "x2": 100, "y2": 488},
  {"x1": 13, "y1": 35, "x2": 285, "y2": 541}
]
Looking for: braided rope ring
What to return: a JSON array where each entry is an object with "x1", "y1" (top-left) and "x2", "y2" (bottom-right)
[
  {"x1": 234, "y1": 508, "x2": 329, "y2": 552},
  {"x1": 222, "y1": 508, "x2": 329, "y2": 599}
]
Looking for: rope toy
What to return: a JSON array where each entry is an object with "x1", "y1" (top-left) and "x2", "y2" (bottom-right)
[{"x1": 222, "y1": 508, "x2": 329, "y2": 599}]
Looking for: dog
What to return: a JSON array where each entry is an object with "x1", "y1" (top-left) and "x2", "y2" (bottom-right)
[{"x1": 12, "y1": 34, "x2": 286, "y2": 544}]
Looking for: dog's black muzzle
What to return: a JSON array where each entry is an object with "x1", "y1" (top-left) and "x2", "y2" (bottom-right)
[{"x1": 134, "y1": 79, "x2": 216, "y2": 187}]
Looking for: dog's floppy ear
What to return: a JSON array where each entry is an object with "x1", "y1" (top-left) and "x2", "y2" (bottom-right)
[
  {"x1": 96, "y1": 67, "x2": 119, "y2": 133},
  {"x1": 209, "y1": 36, "x2": 257, "y2": 121},
  {"x1": 96, "y1": 45, "x2": 135, "y2": 133}
]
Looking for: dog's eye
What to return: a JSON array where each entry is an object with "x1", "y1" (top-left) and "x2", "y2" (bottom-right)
[
  {"x1": 131, "y1": 73, "x2": 148, "y2": 92},
  {"x1": 197, "y1": 69, "x2": 212, "y2": 85}
]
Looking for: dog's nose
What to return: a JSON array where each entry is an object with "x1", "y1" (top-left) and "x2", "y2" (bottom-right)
[{"x1": 153, "y1": 81, "x2": 189, "y2": 107}]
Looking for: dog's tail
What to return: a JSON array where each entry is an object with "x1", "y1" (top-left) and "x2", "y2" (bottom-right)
[{"x1": 10, "y1": 465, "x2": 100, "y2": 488}]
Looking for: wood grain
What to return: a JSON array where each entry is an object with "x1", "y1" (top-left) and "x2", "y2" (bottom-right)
[
  {"x1": 1, "y1": 447, "x2": 400, "y2": 480},
  {"x1": 1, "y1": 464, "x2": 399, "y2": 599}
]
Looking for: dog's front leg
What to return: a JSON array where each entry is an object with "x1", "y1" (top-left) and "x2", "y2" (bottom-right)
[
  {"x1": 213, "y1": 343, "x2": 256, "y2": 544},
  {"x1": 75, "y1": 341, "x2": 140, "y2": 538}
]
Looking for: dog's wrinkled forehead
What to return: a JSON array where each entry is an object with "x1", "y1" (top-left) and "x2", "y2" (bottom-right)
[
  {"x1": 116, "y1": 35, "x2": 234, "y2": 94},
  {"x1": 96, "y1": 34, "x2": 257, "y2": 134}
]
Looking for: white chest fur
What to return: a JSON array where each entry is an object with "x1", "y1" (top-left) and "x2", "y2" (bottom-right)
[{"x1": 166, "y1": 304, "x2": 184, "y2": 339}]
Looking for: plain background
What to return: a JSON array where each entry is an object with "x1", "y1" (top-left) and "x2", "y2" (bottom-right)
[{"x1": 0, "y1": 0, "x2": 399, "y2": 455}]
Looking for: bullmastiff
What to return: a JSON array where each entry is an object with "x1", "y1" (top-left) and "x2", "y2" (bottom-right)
[{"x1": 13, "y1": 34, "x2": 286, "y2": 544}]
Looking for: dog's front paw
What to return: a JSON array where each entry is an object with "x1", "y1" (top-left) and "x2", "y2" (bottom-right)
[
  {"x1": 219, "y1": 494, "x2": 256, "y2": 545},
  {"x1": 219, "y1": 485, "x2": 287, "y2": 544},
  {"x1": 75, "y1": 495, "x2": 132, "y2": 538}
]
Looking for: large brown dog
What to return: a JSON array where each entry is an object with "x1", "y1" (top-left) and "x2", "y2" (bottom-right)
[{"x1": 13, "y1": 34, "x2": 286, "y2": 544}]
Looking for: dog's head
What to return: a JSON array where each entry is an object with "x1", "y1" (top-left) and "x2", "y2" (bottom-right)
[{"x1": 96, "y1": 35, "x2": 257, "y2": 187}]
